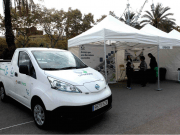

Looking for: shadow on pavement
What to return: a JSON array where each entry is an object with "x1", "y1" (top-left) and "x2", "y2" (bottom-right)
[{"x1": 43, "y1": 114, "x2": 107, "y2": 133}]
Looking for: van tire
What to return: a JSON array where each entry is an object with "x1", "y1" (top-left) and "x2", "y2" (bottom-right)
[
  {"x1": 32, "y1": 100, "x2": 50, "y2": 129},
  {"x1": 0, "y1": 85, "x2": 8, "y2": 102}
]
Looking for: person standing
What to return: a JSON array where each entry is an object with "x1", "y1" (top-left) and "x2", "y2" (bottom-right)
[
  {"x1": 148, "y1": 53, "x2": 158, "y2": 79},
  {"x1": 127, "y1": 55, "x2": 134, "y2": 69},
  {"x1": 126, "y1": 62, "x2": 133, "y2": 90},
  {"x1": 139, "y1": 56, "x2": 147, "y2": 87},
  {"x1": 148, "y1": 53, "x2": 157, "y2": 70}
]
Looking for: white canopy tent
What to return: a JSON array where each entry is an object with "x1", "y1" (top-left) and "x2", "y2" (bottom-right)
[
  {"x1": 68, "y1": 15, "x2": 177, "y2": 90},
  {"x1": 69, "y1": 15, "x2": 158, "y2": 82},
  {"x1": 140, "y1": 25, "x2": 180, "y2": 85},
  {"x1": 140, "y1": 24, "x2": 180, "y2": 48},
  {"x1": 169, "y1": 29, "x2": 180, "y2": 39},
  {"x1": 69, "y1": 15, "x2": 159, "y2": 48}
]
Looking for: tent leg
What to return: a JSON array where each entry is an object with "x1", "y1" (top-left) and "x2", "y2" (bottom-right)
[
  {"x1": 156, "y1": 46, "x2": 162, "y2": 91},
  {"x1": 104, "y1": 40, "x2": 108, "y2": 84}
]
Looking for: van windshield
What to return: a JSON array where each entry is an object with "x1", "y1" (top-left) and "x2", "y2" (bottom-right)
[{"x1": 32, "y1": 51, "x2": 88, "y2": 70}]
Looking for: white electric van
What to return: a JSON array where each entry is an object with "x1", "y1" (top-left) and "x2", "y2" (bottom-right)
[{"x1": 0, "y1": 48, "x2": 112, "y2": 128}]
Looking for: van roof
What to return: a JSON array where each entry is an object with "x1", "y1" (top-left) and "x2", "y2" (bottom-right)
[{"x1": 17, "y1": 47, "x2": 67, "y2": 52}]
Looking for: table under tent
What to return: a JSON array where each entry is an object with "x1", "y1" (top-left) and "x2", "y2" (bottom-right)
[{"x1": 68, "y1": 15, "x2": 179, "y2": 90}]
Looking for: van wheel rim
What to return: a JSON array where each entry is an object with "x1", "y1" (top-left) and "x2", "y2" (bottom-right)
[
  {"x1": 0, "y1": 87, "x2": 4, "y2": 100},
  {"x1": 34, "y1": 105, "x2": 45, "y2": 126}
]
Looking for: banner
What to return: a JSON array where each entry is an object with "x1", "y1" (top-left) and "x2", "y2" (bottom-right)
[
  {"x1": 159, "y1": 46, "x2": 173, "y2": 49},
  {"x1": 80, "y1": 45, "x2": 116, "y2": 83}
]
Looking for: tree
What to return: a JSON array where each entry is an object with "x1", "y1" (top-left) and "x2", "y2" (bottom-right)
[
  {"x1": 174, "y1": 26, "x2": 180, "y2": 32},
  {"x1": 3, "y1": 0, "x2": 16, "y2": 51},
  {"x1": 12, "y1": 7, "x2": 36, "y2": 47},
  {"x1": 0, "y1": 14, "x2": 5, "y2": 35},
  {"x1": 96, "y1": 15, "x2": 107, "y2": 24},
  {"x1": 1, "y1": 6, "x2": 42, "y2": 47},
  {"x1": 141, "y1": 3, "x2": 176, "y2": 32},
  {"x1": 39, "y1": 7, "x2": 66, "y2": 48},
  {"x1": 0, "y1": 37, "x2": 8, "y2": 58},
  {"x1": 120, "y1": 11, "x2": 135, "y2": 24},
  {"x1": 81, "y1": 13, "x2": 94, "y2": 32},
  {"x1": 2, "y1": 0, "x2": 41, "y2": 59},
  {"x1": 64, "y1": 8, "x2": 82, "y2": 40},
  {"x1": 119, "y1": 11, "x2": 141, "y2": 29},
  {"x1": 64, "y1": 8, "x2": 95, "y2": 39}
]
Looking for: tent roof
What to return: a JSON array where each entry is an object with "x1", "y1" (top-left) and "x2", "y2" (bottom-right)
[
  {"x1": 68, "y1": 15, "x2": 158, "y2": 48},
  {"x1": 140, "y1": 24, "x2": 179, "y2": 46},
  {"x1": 141, "y1": 24, "x2": 170, "y2": 38},
  {"x1": 169, "y1": 29, "x2": 180, "y2": 39}
]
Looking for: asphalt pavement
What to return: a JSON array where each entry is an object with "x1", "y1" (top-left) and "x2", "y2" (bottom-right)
[{"x1": 1, "y1": 80, "x2": 180, "y2": 134}]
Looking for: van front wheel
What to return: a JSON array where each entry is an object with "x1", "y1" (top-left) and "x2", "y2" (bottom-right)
[{"x1": 33, "y1": 102, "x2": 49, "y2": 129}]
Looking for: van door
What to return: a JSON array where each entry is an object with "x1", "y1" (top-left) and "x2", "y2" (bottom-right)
[{"x1": 14, "y1": 51, "x2": 36, "y2": 107}]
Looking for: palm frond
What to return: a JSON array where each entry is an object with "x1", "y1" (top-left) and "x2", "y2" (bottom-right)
[
  {"x1": 145, "y1": 11, "x2": 154, "y2": 19},
  {"x1": 167, "y1": 18, "x2": 176, "y2": 21},
  {"x1": 160, "y1": 13, "x2": 174, "y2": 20},
  {"x1": 141, "y1": 22, "x2": 152, "y2": 28},
  {"x1": 141, "y1": 14, "x2": 153, "y2": 20},
  {"x1": 140, "y1": 20, "x2": 151, "y2": 24},
  {"x1": 160, "y1": 7, "x2": 171, "y2": 17}
]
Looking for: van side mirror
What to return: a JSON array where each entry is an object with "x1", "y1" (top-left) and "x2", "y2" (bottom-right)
[{"x1": 19, "y1": 65, "x2": 29, "y2": 75}]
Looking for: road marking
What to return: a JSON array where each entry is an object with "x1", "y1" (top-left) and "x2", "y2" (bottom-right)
[{"x1": 0, "y1": 121, "x2": 34, "y2": 131}]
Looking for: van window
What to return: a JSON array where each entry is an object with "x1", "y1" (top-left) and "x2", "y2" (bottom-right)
[
  {"x1": 18, "y1": 51, "x2": 36, "y2": 79},
  {"x1": 32, "y1": 51, "x2": 87, "y2": 70}
]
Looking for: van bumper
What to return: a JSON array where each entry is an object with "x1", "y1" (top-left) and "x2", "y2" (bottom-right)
[{"x1": 48, "y1": 95, "x2": 112, "y2": 121}]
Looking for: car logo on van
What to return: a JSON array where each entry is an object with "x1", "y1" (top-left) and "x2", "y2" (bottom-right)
[
  {"x1": 4, "y1": 66, "x2": 8, "y2": 75},
  {"x1": 74, "y1": 70, "x2": 93, "y2": 76},
  {"x1": 95, "y1": 84, "x2": 100, "y2": 90}
]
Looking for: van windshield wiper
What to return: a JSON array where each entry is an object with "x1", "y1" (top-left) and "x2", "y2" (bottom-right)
[
  {"x1": 60, "y1": 67, "x2": 78, "y2": 70},
  {"x1": 42, "y1": 68, "x2": 61, "y2": 70},
  {"x1": 76, "y1": 65, "x2": 88, "y2": 69},
  {"x1": 43, "y1": 66, "x2": 88, "y2": 70},
  {"x1": 60, "y1": 65, "x2": 88, "y2": 70}
]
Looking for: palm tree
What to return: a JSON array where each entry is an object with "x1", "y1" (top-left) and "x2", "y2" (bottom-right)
[
  {"x1": 3, "y1": 0, "x2": 35, "y2": 59},
  {"x1": 120, "y1": 11, "x2": 136, "y2": 25},
  {"x1": 141, "y1": 3, "x2": 176, "y2": 32},
  {"x1": 120, "y1": 11, "x2": 141, "y2": 29}
]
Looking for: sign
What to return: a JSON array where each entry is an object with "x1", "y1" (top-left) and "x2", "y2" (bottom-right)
[
  {"x1": 80, "y1": 45, "x2": 116, "y2": 83},
  {"x1": 159, "y1": 46, "x2": 173, "y2": 49}
]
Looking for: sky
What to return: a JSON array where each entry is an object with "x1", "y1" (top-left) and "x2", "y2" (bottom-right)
[{"x1": 0, "y1": 0, "x2": 180, "y2": 35}]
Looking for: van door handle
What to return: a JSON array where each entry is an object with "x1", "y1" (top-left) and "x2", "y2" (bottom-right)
[{"x1": 15, "y1": 72, "x2": 18, "y2": 77}]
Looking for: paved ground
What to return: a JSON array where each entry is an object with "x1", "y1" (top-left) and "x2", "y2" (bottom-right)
[{"x1": 1, "y1": 80, "x2": 180, "y2": 134}]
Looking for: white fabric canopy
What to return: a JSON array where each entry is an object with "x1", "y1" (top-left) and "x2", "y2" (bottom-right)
[
  {"x1": 68, "y1": 15, "x2": 159, "y2": 48},
  {"x1": 140, "y1": 24, "x2": 180, "y2": 47},
  {"x1": 169, "y1": 29, "x2": 180, "y2": 40}
]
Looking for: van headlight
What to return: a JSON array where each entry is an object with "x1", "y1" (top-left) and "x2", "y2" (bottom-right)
[{"x1": 47, "y1": 77, "x2": 82, "y2": 93}]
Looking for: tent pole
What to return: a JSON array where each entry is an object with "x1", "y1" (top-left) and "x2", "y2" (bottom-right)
[
  {"x1": 79, "y1": 45, "x2": 81, "y2": 58},
  {"x1": 104, "y1": 40, "x2": 108, "y2": 84},
  {"x1": 156, "y1": 43, "x2": 162, "y2": 91}
]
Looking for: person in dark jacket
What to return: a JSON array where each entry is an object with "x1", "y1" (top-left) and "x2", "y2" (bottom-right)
[
  {"x1": 148, "y1": 53, "x2": 157, "y2": 70},
  {"x1": 126, "y1": 62, "x2": 133, "y2": 90},
  {"x1": 138, "y1": 56, "x2": 147, "y2": 87},
  {"x1": 127, "y1": 55, "x2": 134, "y2": 69}
]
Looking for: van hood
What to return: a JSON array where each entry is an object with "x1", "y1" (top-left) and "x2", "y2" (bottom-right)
[{"x1": 44, "y1": 67, "x2": 105, "y2": 86}]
